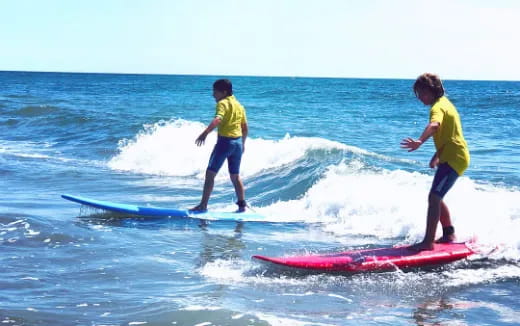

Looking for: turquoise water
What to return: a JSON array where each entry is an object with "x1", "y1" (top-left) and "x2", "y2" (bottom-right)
[{"x1": 1, "y1": 71, "x2": 519, "y2": 325}]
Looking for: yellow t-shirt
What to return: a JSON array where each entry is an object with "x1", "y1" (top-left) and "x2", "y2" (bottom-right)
[
  {"x1": 430, "y1": 96, "x2": 470, "y2": 176},
  {"x1": 215, "y1": 95, "x2": 247, "y2": 138}
]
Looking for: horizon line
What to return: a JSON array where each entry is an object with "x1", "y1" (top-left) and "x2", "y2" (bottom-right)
[{"x1": 1, "y1": 69, "x2": 519, "y2": 83}]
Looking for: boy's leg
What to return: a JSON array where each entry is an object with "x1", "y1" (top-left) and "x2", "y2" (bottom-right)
[
  {"x1": 439, "y1": 200, "x2": 451, "y2": 226},
  {"x1": 192, "y1": 169, "x2": 217, "y2": 211},
  {"x1": 424, "y1": 192, "x2": 442, "y2": 245},
  {"x1": 230, "y1": 173, "x2": 245, "y2": 203},
  {"x1": 192, "y1": 138, "x2": 228, "y2": 212},
  {"x1": 409, "y1": 163, "x2": 459, "y2": 251},
  {"x1": 437, "y1": 200, "x2": 456, "y2": 243},
  {"x1": 228, "y1": 139, "x2": 246, "y2": 212},
  {"x1": 409, "y1": 193, "x2": 441, "y2": 251}
]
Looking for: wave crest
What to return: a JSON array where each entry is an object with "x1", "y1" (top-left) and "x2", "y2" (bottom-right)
[{"x1": 107, "y1": 119, "x2": 363, "y2": 178}]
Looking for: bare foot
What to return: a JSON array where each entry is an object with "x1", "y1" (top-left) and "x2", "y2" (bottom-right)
[
  {"x1": 189, "y1": 204, "x2": 207, "y2": 213},
  {"x1": 435, "y1": 234, "x2": 456, "y2": 243},
  {"x1": 408, "y1": 241, "x2": 434, "y2": 252}
]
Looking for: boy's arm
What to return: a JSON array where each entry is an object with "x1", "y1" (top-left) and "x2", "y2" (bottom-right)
[
  {"x1": 400, "y1": 122, "x2": 440, "y2": 152},
  {"x1": 195, "y1": 117, "x2": 221, "y2": 146},
  {"x1": 429, "y1": 145, "x2": 446, "y2": 168},
  {"x1": 241, "y1": 122, "x2": 248, "y2": 153},
  {"x1": 429, "y1": 150, "x2": 440, "y2": 168}
]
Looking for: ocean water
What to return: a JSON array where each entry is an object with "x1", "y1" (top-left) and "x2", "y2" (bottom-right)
[{"x1": 1, "y1": 71, "x2": 519, "y2": 326}]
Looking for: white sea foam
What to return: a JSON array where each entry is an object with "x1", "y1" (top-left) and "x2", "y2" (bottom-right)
[
  {"x1": 180, "y1": 305, "x2": 221, "y2": 311},
  {"x1": 444, "y1": 265, "x2": 520, "y2": 287},
  {"x1": 107, "y1": 118, "x2": 358, "y2": 180},
  {"x1": 258, "y1": 160, "x2": 520, "y2": 257},
  {"x1": 254, "y1": 313, "x2": 318, "y2": 326},
  {"x1": 0, "y1": 140, "x2": 65, "y2": 160},
  {"x1": 0, "y1": 139, "x2": 101, "y2": 168},
  {"x1": 200, "y1": 257, "x2": 520, "y2": 306},
  {"x1": 199, "y1": 258, "x2": 312, "y2": 288}
]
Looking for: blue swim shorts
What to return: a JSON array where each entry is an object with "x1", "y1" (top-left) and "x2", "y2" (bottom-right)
[
  {"x1": 207, "y1": 135, "x2": 243, "y2": 174},
  {"x1": 430, "y1": 163, "x2": 459, "y2": 198}
]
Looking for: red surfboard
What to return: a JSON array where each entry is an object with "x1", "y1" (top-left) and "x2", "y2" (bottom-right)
[{"x1": 253, "y1": 242, "x2": 474, "y2": 272}]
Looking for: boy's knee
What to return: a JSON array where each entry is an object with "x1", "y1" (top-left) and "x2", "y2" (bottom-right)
[
  {"x1": 428, "y1": 192, "x2": 442, "y2": 204},
  {"x1": 205, "y1": 169, "x2": 217, "y2": 179}
]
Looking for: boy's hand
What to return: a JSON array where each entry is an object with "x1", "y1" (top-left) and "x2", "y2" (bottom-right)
[
  {"x1": 429, "y1": 155, "x2": 439, "y2": 168},
  {"x1": 196, "y1": 117, "x2": 221, "y2": 146},
  {"x1": 400, "y1": 138, "x2": 422, "y2": 152},
  {"x1": 195, "y1": 132, "x2": 208, "y2": 146}
]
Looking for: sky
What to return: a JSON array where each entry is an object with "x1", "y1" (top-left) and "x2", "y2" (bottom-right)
[{"x1": 1, "y1": 0, "x2": 519, "y2": 80}]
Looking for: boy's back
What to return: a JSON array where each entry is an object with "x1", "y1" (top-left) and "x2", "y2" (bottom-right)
[
  {"x1": 430, "y1": 96, "x2": 469, "y2": 176},
  {"x1": 215, "y1": 95, "x2": 247, "y2": 138}
]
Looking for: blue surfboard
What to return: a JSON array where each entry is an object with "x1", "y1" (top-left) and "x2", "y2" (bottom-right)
[{"x1": 61, "y1": 194, "x2": 265, "y2": 222}]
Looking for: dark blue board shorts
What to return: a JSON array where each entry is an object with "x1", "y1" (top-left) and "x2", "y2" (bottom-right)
[
  {"x1": 208, "y1": 135, "x2": 243, "y2": 174},
  {"x1": 430, "y1": 163, "x2": 459, "y2": 198}
]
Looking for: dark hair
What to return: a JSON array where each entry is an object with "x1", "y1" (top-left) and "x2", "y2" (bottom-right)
[
  {"x1": 213, "y1": 79, "x2": 233, "y2": 95},
  {"x1": 413, "y1": 73, "x2": 445, "y2": 99}
]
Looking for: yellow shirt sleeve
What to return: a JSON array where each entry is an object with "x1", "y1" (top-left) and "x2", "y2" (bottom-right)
[
  {"x1": 430, "y1": 105, "x2": 443, "y2": 124},
  {"x1": 215, "y1": 101, "x2": 226, "y2": 120}
]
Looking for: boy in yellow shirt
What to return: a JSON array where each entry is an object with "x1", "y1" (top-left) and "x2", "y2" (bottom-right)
[
  {"x1": 191, "y1": 79, "x2": 249, "y2": 213},
  {"x1": 401, "y1": 73, "x2": 470, "y2": 251}
]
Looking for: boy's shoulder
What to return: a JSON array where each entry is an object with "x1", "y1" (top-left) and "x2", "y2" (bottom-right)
[
  {"x1": 220, "y1": 95, "x2": 244, "y2": 108},
  {"x1": 218, "y1": 95, "x2": 235, "y2": 104},
  {"x1": 432, "y1": 96, "x2": 455, "y2": 111}
]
